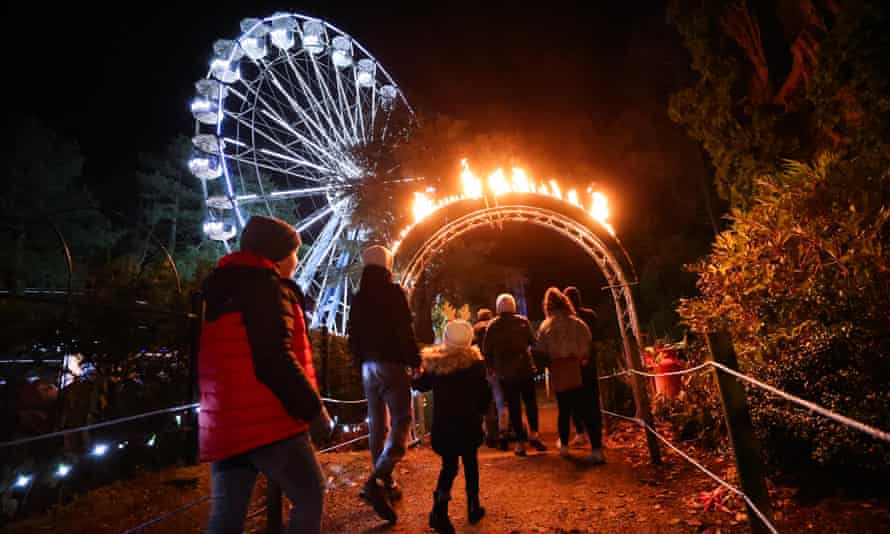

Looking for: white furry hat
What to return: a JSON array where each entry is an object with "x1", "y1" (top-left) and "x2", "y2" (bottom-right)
[
  {"x1": 443, "y1": 320, "x2": 473, "y2": 348},
  {"x1": 362, "y1": 245, "x2": 393, "y2": 271},
  {"x1": 496, "y1": 293, "x2": 517, "y2": 314}
]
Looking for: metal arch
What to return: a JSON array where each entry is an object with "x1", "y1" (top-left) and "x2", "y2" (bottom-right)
[{"x1": 395, "y1": 203, "x2": 643, "y2": 368}]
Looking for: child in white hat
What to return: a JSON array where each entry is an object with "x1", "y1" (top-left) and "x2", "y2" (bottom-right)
[{"x1": 413, "y1": 320, "x2": 491, "y2": 533}]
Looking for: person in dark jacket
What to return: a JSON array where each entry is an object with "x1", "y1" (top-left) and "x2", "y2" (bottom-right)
[
  {"x1": 473, "y1": 308, "x2": 504, "y2": 448},
  {"x1": 482, "y1": 293, "x2": 547, "y2": 456},
  {"x1": 414, "y1": 320, "x2": 490, "y2": 534},
  {"x1": 347, "y1": 245, "x2": 420, "y2": 523},
  {"x1": 199, "y1": 215, "x2": 330, "y2": 534},
  {"x1": 564, "y1": 286, "x2": 603, "y2": 453}
]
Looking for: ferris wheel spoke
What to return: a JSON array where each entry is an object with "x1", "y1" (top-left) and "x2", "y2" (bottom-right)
[
  {"x1": 354, "y1": 76, "x2": 368, "y2": 143},
  {"x1": 295, "y1": 197, "x2": 346, "y2": 233},
  {"x1": 334, "y1": 65, "x2": 360, "y2": 141},
  {"x1": 296, "y1": 213, "x2": 345, "y2": 289},
  {"x1": 283, "y1": 55, "x2": 352, "y2": 148},
  {"x1": 258, "y1": 109, "x2": 344, "y2": 170},
  {"x1": 368, "y1": 84, "x2": 378, "y2": 142},
  {"x1": 262, "y1": 65, "x2": 347, "y2": 152},
  {"x1": 224, "y1": 152, "x2": 326, "y2": 184},
  {"x1": 223, "y1": 111, "x2": 332, "y2": 175},
  {"x1": 307, "y1": 52, "x2": 357, "y2": 146}
]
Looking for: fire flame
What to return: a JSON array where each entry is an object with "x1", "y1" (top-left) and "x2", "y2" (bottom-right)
[{"x1": 395, "y1": 160, "x2": 615, "y2": 252}]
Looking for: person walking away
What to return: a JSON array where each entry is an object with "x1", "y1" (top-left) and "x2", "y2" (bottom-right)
[
  {"x1": 414, "y1": 320, "x2": 490, "y2": 533},
  {"x1": 199, "y1": 215, "x2": 330, "y2": 534},
  {"x1": 482, "y1": 293, "x2": 547, "y2": 456},
  {"x1": 348, "y1": 245, "x2": 421, "y2": 523},
  {"x1": 564, "y1": 286, "x2": 604, "y2": 453},
  {"x1": 537, "y1": 287, "x2": 605, "y2": 463},
  {"x1": 474, "y1": 308, "x2": 505, "y2": 449}
]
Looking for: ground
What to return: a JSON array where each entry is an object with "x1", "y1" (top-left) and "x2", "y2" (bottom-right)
[{"x1": 6, "y1": 402, "x2": 889, "y2": 533}]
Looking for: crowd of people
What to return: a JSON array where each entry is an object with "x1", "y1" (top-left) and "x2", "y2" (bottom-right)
[{"x1": 196, "y1": 215, "x2": 606, "y2": 534}]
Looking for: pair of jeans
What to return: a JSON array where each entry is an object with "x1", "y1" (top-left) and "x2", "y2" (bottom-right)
[
  {"x1": 484, "y1": 370, "x2": 508, "y2": 439},
  {"x1": 206, "y1": 432, "x2": 324, "y2": 534},
  {"x1": 435, "y1": 448, "x2": 480, "y2": 499},
  {"x1": 501, "y1": 377, "x2": 539, "y2": 441},
  {"x1": 556, "y1": 385, "x2": 602, "y2": 449},
  {"x1": 362, "y1": 360, "x2": 413, "y2": 483}
]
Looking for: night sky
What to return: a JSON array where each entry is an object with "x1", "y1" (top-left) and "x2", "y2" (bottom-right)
[{"x1": 8, "y1": 1, "x2": 712, "y2": 328}]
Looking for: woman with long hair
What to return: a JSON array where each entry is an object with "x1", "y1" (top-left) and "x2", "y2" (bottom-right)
[{"x1": 535, "y1": 287, "x2": 604, "y2": 463}]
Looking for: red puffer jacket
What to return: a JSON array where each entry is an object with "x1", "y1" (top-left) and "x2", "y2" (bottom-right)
[{"x1": 198, "y1": 252, "x2": 321, "y2": 462}]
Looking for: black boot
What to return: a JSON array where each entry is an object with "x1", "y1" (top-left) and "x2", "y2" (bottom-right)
[
  {"x1": 429, "y1": 491, "x2": 455, "y2": 534},
  {"x1": 468, "y1": 493, "x2": 486, "y2": 524}
]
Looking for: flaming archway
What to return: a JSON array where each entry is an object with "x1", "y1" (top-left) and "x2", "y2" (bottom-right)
[{"x1": 391, "y1": 160, "x2": 642, "y2": 370}]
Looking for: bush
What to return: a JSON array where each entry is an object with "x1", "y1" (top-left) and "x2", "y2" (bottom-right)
[{"x1": 678, "y1": 155, "x2": 890, "y2": 473}]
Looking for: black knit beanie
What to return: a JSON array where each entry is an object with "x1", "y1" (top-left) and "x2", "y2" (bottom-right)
[{"x1": 240, "y1": 216, "x2": 301, "y2": 262}]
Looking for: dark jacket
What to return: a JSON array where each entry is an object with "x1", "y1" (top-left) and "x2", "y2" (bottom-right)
[
  {"x1": 413, "y1": 344, "x2": 491, "y2": 456},
  {"x1": 482, "y1": 312, "x2": 537, "y2": 382},
  {"x1": 347, "y1": 265, "x2": 421, "y2": 368},
  {"x1": 472, "y1": 319, "x2": 490, "y2": 348},
  {"x1": 198, "y1": 252, "x2": 321, "y2": 462}
]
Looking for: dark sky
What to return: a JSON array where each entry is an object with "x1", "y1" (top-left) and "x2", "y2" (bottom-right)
[{"x1": 7, "y1": 1, "x2": 712, "y2": 331}]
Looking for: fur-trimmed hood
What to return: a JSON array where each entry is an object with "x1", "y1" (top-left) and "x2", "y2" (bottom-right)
[{"x1": 420, "y1": 344, "x2": 484, "y2": 375}]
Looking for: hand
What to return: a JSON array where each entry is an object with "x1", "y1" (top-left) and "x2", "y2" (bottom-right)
[{"x1": 309, "y1": 406, "x2": 333, "y2": 439}]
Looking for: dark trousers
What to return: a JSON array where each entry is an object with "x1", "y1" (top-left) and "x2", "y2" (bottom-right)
[
  {"x1": 207, "y1": 433, "x2": 324, "y2": 534},
  {"x1": 501, "y1": 377, "x2": 539, "y2": 441},
  {"x1": 572, "y1": 362, "x2": 603, "y2": 435},
  {"x1": 556, "y1": 385, "x2": 602, "y2": 449},
  {"x1": 435, "y1": 448, "x2": 480, "y2": 499}
]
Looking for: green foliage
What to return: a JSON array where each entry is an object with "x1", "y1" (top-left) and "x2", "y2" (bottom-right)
[{"x1": 679, "y1": 154, "x2": 890, "y2": 472}]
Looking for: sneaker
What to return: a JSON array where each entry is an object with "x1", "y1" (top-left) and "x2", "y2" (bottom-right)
[
  {"x1": 570, "y1": 434, "x2": 589, "y2": 447},
  {"x1": 589, "y1": 448, "x2": 606, "y2": 464},
  {"x1": 514, "y1": 444, "x2": 527, "y2": 457},
  {"x1": 528, "y1": 439, "x2": 548, "y2": 452},
  {"x1": 361, "y1": 479, "x2": 397, "y2": 523},
  {"x1": 559, "y1": 445, "x2": 570, "y2": 458}
]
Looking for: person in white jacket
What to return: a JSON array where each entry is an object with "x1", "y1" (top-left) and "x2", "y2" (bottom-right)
[{"x1": 535, "y1": 287, "x2": 605, "y2": 463}]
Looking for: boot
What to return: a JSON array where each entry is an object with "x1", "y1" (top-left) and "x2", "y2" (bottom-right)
[
  {"x1": 467, "y1": 493, "x2": 486, "y2": 524},
  {"x1": 361, "y1": 477, "x2": 397, "y2": 523},
  {"x1": 429, "y1": 491, "x2": 455, "y2": 534}
]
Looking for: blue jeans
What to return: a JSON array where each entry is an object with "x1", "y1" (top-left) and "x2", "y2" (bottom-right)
[
  {"x1": 362, "y1": 361, "x2": 412, "y2": 483},
  {"x1": 206, "y1": 432, "x2": 324, "y2": 534}
]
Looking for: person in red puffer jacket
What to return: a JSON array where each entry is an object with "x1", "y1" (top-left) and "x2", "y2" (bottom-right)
[{"x1": 199, "y1": 215, "x2": 329, "y2": 534}]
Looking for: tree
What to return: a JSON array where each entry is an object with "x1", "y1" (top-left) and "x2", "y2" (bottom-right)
[
  {"x1": 1, "y1": 116, "x2": 118, "y2": 291},
  {"x1": 668, "y1": 0, "x2": 888, "y2": 208}
]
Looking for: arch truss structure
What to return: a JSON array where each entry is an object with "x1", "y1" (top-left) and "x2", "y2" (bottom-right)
[{"x1": 392, "y1": 194, "x2": 643, "y2": 368}]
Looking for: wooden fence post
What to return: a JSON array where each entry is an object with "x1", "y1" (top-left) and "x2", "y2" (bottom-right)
[
  {"x1": 187, "y1": 291, "x2": 204, "y2": 465},
  {"x1": 266, "y1": 481, "x2": 282, "y2": 534},
  {"x1": 706, "y1": 332, "x2": 773, "y2": 534}
]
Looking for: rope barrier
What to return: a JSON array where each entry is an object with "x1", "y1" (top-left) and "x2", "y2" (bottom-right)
[
  {"x1": 628, "y1": 362, "x2": 712, "y2": 378},
  {"x1": 597, "y1": 369, "x2": 630, "y2": 381},
  {"x1": 601, "y1": 409, "x2": 779, "y2": 534},
  {"x1": 318, "y1": 433, "x2": 370, "y2": 454},
  {"x1": 119, "y1": 496, "x2": 210, "y2": 534},
  {"x1": 0, "y1": 402, "x2": 200, "y2": 449},
  {"x1": 322, "y1": 397, "x2": 368, "y2": 405},
  {"x1": 709, "y1": 361, "x2": 890, "y2": 444}
]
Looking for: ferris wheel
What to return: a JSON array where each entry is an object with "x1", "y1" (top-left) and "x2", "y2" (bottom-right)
[{"x1": 187, "y1": 12, "x2": 413, "y2": 333}]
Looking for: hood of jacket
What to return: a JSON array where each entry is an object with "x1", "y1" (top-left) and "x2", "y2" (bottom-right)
[{"x1": 421, "y1": 344, "x2": 483, "y2": 375}]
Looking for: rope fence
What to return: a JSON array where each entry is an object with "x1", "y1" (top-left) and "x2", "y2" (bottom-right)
[
  {"x1": 601, "y1": 409, "x2": 778, "y2": 534},
  {"x1": 598, "y1": 360, "x2": 890, "y2": 445}
]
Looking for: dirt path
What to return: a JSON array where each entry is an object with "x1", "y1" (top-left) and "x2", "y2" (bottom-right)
[{"x1": 6, "y1": 402, "x2": 889, "y2": 533}]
